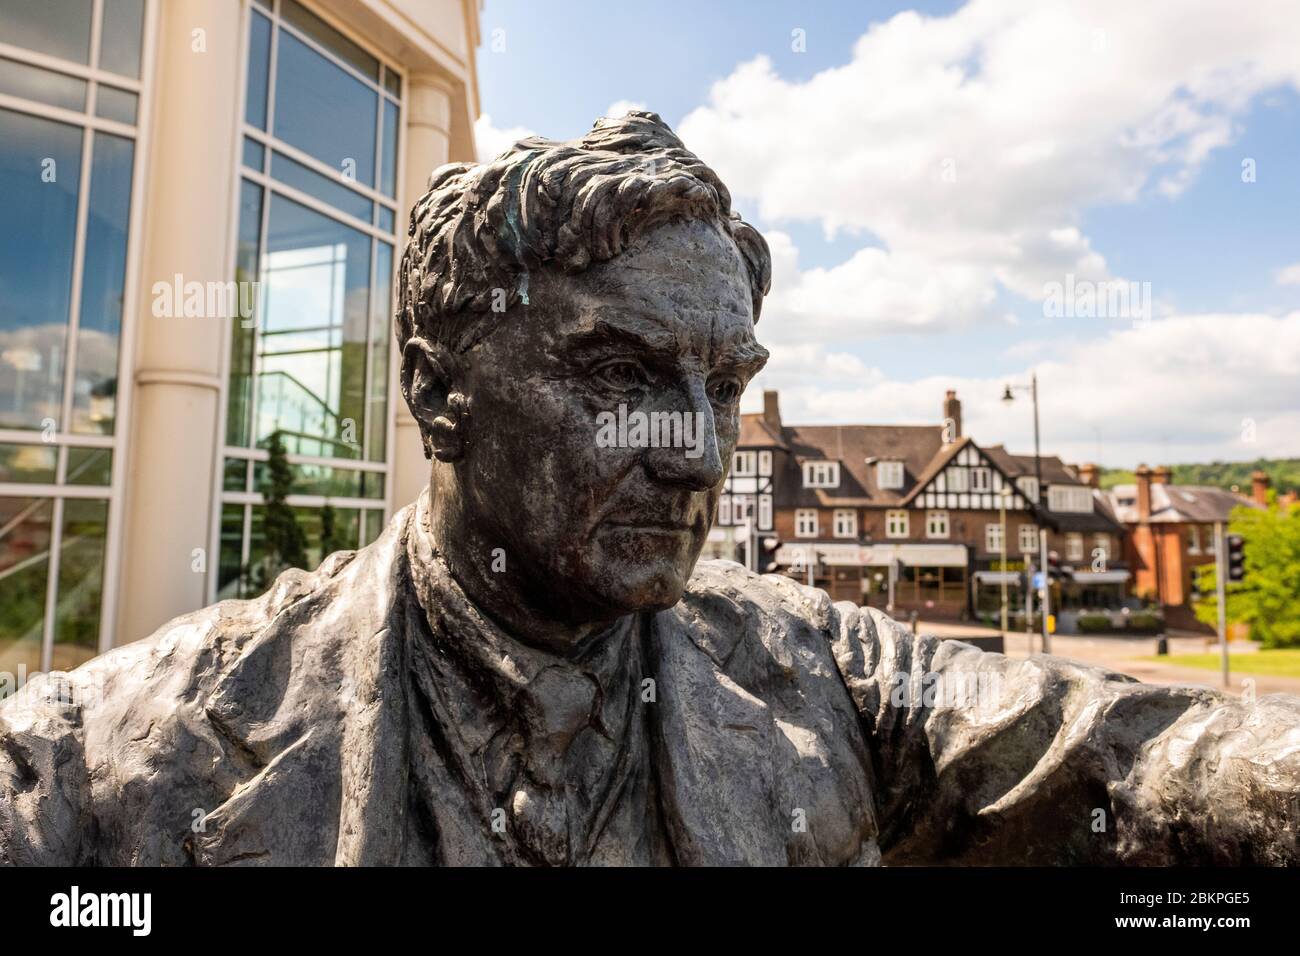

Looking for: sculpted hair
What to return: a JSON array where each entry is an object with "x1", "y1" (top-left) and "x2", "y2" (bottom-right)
[{"x1": 395, "y1": 111, "x2": 772, "y2": 356}]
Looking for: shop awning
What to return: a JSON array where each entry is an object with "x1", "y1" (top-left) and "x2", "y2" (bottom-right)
[
  {"x1": 775, "y1": 543, "x2": 967, "y2": 568},
  {"x1": 974, "y1": 571, "x2": 1020, "y2": 585},
  {"x1": 1069, "y1": 570, "x2": 1131, "y2": 584}
]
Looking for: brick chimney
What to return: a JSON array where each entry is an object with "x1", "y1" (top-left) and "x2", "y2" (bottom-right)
[
  {"x1": 1252, "y1": 469, "x2": 1271, "y2": 506},
  {"x1": 942, "y1": 389, "x2": 962, "y2": 439},
  {"x1": 762, "y1": 389, "x2": 782, "y2": 435},
  {"x1": 1077, "y1": 463, "x2": 1100, "y2": 488},
  {"x1": 1135, "y1": 464, "x2": 1152, "y2": 522},
  {"x1": 1151, "y1": 465, "x2": 1172, "y2": 485}
]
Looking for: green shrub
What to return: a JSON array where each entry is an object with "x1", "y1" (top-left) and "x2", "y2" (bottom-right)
[{"x1": 1077, "y1": 614, "x2": 1113, "y2": 633}]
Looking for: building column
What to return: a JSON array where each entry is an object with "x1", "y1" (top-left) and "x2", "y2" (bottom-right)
[
  {"x1": 116, "y1": 0, "x2": 242, "y2": 644},
  {"x1": 391, "y1": 74, "x2": 455, "y2": 512}
]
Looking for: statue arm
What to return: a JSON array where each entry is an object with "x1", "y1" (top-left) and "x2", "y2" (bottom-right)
[
  {"x1": 828, "y1": 602, "x2": 1300, "y2": 864},
  {"x1": 0, "y1": 682, "x2": 90, "y2": 866}
]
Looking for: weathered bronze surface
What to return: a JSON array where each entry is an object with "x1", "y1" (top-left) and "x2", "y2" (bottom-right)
[{"x1": 2, "y1": 113, "x2": 1297, "y2": 865}]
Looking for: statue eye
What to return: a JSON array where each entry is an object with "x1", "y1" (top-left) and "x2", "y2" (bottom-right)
[
  {"x1": 593, "y1": 360, "x2": 649, "y2": 391},
  {"x1": 709, "y1": 376, "x2": 743, "y2": 405}
]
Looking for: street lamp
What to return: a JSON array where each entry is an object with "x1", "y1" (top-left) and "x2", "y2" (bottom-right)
[
  {"x1": 1003, "y1": 371, "x2": 1045, "y2": 652},
  {"x1": 998, "y1": 485, "x2": 1011, "y2": 641}
]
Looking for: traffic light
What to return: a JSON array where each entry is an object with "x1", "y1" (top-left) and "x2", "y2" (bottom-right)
[
  {"x1": 1226, "y1": 533, "x2": 1246, "y2": 582},
  {"x1": 760, "y1": 535, "x2": 781, "y2": 574}
]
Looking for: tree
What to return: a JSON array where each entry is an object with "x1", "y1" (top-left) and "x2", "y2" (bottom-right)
[
  {"x1": 319, "y1": 501, "x2": 339, "y2": 562},
  {"x1": 259, "y1": 430, "x2": 307, "y2": 585},
  {"x1": 1194, "y1": 496, "x2": 1300, "y2": 648}
]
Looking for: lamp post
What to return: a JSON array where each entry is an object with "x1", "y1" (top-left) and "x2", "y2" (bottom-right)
[
  {"x1": 998, "y1": 485, "x2": 1011, "y2": 640},
  {"x1": 1003, "y1": 371, "x2": 1046, "y2": 652}
]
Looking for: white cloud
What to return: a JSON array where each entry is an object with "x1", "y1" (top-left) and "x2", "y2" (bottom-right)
[
  {"x1": 1276, "y1": 262, "x2": 1300, "y2": 286},
  {"x1": 742, "y1": 312, "x2": 1300, "y2": 468},
  {"x1": 604, "y1": 100, "x2": 648, "y2": 119},
  {"x1": 679, "y1": 0, "x2": 1300, "y2": 338},
  {"x1": 473, "y1": 112, "x2": 536, "y2": 163}
]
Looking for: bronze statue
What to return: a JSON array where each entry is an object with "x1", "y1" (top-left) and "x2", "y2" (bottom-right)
[{"x1": 2, "y1": 113, "x2": 1297, "y2": 865}]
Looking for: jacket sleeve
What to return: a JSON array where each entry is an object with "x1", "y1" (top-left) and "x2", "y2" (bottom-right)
[{"x1": 828, "y1": 602, "x2": 1300, "y2": 865}]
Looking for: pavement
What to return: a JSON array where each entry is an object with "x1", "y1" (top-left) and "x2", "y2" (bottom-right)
[{"x1": 917, "y1": 620, "x2": 1300, "y2": 697}]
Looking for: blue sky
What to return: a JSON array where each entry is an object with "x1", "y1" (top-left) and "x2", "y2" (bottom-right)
[{"x1": 476, "y1": 0, "x2": 1300, "y2": 469}]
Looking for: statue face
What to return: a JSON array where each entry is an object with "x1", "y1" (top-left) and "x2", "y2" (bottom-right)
[{"x1": 458, "y1": 218, "x2": 768, "y2": 623}]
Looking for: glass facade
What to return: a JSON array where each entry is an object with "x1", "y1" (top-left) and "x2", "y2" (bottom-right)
[
  {"x1": 0, "y1": 0, "x2": 144, "y2": 674},
  {"x1": 219, "y1": 0, "x2": 401, "y2": 599}
]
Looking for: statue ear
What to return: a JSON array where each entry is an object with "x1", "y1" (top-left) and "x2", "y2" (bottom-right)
[{"x1": 401, "y1": 337, "x2": 470, "y2": 462}]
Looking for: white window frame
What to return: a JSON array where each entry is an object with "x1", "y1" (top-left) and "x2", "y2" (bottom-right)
[
  {"x1": 1093, "y1": 534, "x2": 1110, "y2": 560},
  {"x1": 886, "y1": 510, "x2": 909, "y2": 539},
  {"x1": 1067, "y1": 533, "x2": 1084, "y2": 562},
  {"x1": 1016, "y1": 476, "x2": 1040, "y2": 503},
  {"x1": 948, "y1": 467, "x2": 969, "y2": 493},
  {"x1": 757, "y1": 450, "x2": 772, "y2": 476},
  {"x1": 970, "y1": 467, "x2": 991, "y2": 492},
  {"x1": 1019, "y1": 524, "x2": 1039, "y2": 553},
  {"x1": 985, "y1": 523, "x2": 1003, "y2": 554},
  {"x1": 926, "y1": 510, "x2": 949, "y2": 539},
  {"x1": 833, "y1": 509, "x2": 857, "y2": 538},
  {"x1": 717, "y1": 494, "x2": 732, "y2": 525},
  {"x1": 795, "y1": 509, "x2": 818, "y2": 538},
  {"x1": 1187, "y1": 524, "x2": 1200, "y2": 554},
  {"x1": 732, "y1": 450, "x2": 756, "y2": 477},
  {"x1": 0, "y1": 3, "x2": 157, "y2": 665},
  {"x1": 214, "y1": 0, "x2": 408, "y2": 603},
  {"x1": 757, "y1": 494, "x2": 772, "y2": 530},
  {"x1": 877, "y1": 460, "x2": 904, "y2": 490},
  {"x1": 803, "y1": 460, "x2": 840, "y2": 488}
]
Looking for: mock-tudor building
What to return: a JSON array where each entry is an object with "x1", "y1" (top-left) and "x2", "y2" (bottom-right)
[
  {"x1": 707, "y1": 390, "x2": 1127, "y2": 620},
  {"x1": 1106, "y1": 466, "x2": 1267, "y2": 630}
]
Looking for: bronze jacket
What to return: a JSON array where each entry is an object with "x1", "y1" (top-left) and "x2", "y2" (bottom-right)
[{"x1": 2, "y1": 496, "x2": 1298, "y2": 866}]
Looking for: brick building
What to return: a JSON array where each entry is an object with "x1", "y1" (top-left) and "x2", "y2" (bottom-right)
[
  {"x1": 709, "y1": 390, "x2": 1127, "y2": 619},
  {"x1": 1106, "y1": 466, "x2": 1266, "y2": 630}
]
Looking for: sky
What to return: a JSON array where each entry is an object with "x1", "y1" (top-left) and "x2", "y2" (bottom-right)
[{"x1": 475, "y1": 0, "x2": 1300, "y2": 469}]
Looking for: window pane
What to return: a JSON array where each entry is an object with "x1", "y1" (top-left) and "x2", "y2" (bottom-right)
[
  {"x1": 274, "y1": 32, "x2": 377, "y2": 187},
  {"x1": 381, "y1": 66, "x2": 400, "y2": 99},
  {"x1": 0, "y1": 497, "x2": 52, "y2": 677},
  {"x1": 65, "y1": 446, "x2": 111, "y2": 485},
  {"x1": 379, "y1": 98, "x2": 398, "y2": 198},
  {"x1": 99, "y1": 0, "x2": 145, "y2": 78},
  {"x1": 281, "y1": 0, "x2": 378, "y2": 81},
  {"x1": 226, "y1": 180, "x2": 264, "y2": 446},
  {"x1": 0, "y1": 56, "x2": 87, "y2": 111},
  {"x1": 376, "y1": 205, "x2": 394, "y2": 233},
  {"x1": 0, "y1": 108, "x2": 83, "y2": 431},
  {"x1": 245, "y1": 11, "x2": 272, "y2": 130},
  {"x1": 223, "y1": 456, "x2": 248, "y2": 492},
  {"x1": 94, "y1": 85, "x2": 138, "y2": 124},
  {"x1": 242, "y1": 135, "x2": 266, "y2": 172},
  {"x1": 256, "y1": 195, "x2": 370, "y2": 458},
  {"x1": 271, "y1": 149, "x2": 372, "y2": 223},
  {"x1": 366, "y1": 241, "x2": 391, "y2": 461},
  {"x1": 294, "y1": 503, "x2": 358, "y2": 568},
  {"x1": 252, "y1": 459, "x2": 383, "y2": 499},
  {"x1": 217, "y1": 503, "x2": 244, "y2": 599},
  {"x1": 0, "y1": 443, "x2": 57, "y2": 483},
  {"x1": 0, "y1": 0, "x2": 93, "y2": 64},
  {"x1": 53, "y1": 497, "x2": 106, "y2": 669},
  {"x1": 73, "y1": 132, "x2": 135, "y2": 434}
]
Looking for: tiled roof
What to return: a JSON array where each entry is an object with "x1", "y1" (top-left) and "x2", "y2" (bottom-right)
[
  {"x1": 982, "y1": 445, "x2": 1084, "y2": 485},
  {"x1": 1107, "y1": 483, "x2": 1260, "y2": 524}
]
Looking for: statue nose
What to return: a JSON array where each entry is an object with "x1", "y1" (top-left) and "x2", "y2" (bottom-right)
[{"x1": 643, "y1": 391, "x2": 724, "y2": 491}]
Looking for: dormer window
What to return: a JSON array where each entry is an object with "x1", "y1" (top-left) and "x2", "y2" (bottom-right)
[
  {"x1": 876, "y1": 460, "x2": 904, "y2": 490},
  {"x1": 803, "y1": 461, "x2": 840, "y2": 488},
  {"x1": 1016, "y1": 476, "x2": 1040, "y2": 503}
]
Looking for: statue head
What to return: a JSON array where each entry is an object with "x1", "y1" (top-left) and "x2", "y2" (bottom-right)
[{"x1": 397, "y1": 111, "x2": 771, "y2": 648}]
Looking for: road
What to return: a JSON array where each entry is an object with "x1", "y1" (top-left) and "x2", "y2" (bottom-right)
[{"x1": 917, "y1": 621, "x2": 1300, "y2": 697}]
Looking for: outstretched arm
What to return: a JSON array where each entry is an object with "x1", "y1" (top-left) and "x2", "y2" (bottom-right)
[{"x1": 828, "y1": 602, "x2": 1300, "y2": 865}]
